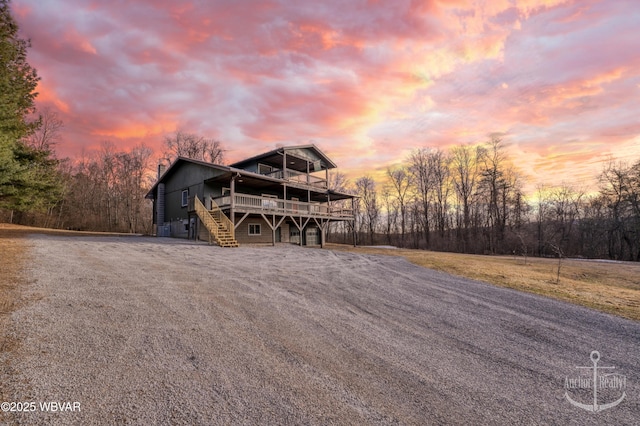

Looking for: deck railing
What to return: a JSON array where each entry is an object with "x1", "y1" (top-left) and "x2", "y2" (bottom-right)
[
  {"x1": 212, "y1": 193, "x2": 353, "y2": 218},
  {"x1": 263, "y1": 169, "x2": 328, "y2": 188}
]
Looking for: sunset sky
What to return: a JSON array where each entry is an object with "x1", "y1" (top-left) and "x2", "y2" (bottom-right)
[{"x1": 11, "y1": 0, "x2": 640, "y2": 190}]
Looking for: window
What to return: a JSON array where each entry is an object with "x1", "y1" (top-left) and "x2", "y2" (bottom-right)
[
  {"x1": 258, "y1": 163, "x2": 273, "y2": 175},
  {"x1": 181, "y1": 189, "x2": 189, "y2": 207},
  {"x1": 248, "y1": 224, "x2": 261, "y2": 236}
]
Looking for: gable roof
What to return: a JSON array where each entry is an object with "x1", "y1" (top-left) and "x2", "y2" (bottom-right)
[
  {"x1": 146, "y1": 156, "x2": 285, "y2": 199},
  {"x1": 229, "y1": 144, "x2": 338, "y2": 171}
]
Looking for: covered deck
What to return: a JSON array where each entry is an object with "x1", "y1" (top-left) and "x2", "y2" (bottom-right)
[{"x1": 212, "y1": 193, "x2": 353, "y2": 219}]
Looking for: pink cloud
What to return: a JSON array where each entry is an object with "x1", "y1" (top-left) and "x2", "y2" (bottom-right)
[{"x1": 9, "y1": 0, "x2": 640, "y2": 191}]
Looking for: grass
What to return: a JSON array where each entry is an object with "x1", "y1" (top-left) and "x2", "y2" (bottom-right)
[{"x1": 327, "y1": 244, "x2": 640, "y2": 322}]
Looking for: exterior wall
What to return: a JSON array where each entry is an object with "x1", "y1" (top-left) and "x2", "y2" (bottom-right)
[
  {"x1": 232, "y1": 214, "x2": 291, "y2": 245},
  {"x1": 234, "y1": 215, "x2": 273, "y2": 244},
  {"x1": 204, "y1": 182, "x2": 226, "y2": 200},
  {"x1": 169, "y1": 218, "x2": 189, "y2": 238},
  {"x1": 162, "y1": 163, "x2": 226, "y2": 224}
]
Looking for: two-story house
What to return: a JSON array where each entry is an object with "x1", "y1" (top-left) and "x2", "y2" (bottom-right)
[{"x1": 146, "y1": 144, "x2": 356, "y2": 247}]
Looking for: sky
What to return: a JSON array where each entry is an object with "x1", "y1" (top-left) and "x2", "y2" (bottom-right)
[{"x1": 11, "y1": 0, "x2": 640, "y2": 191}]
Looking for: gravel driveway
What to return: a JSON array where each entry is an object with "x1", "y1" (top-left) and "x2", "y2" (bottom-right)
[{"x1": 3, "y1": 235, "x2": 639, "y2": 425}]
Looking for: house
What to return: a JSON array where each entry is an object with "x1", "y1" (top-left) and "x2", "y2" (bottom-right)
[{"x1": 146, "y1": 144, "x2": 356, "y2": 247}]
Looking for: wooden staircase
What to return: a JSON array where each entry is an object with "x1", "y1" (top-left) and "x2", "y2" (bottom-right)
[{"x1": 193, "y1": 196, "x2": 239, "y2": 247}]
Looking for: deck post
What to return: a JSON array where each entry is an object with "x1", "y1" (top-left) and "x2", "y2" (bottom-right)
[
  {"x1": 283, "y1": 150, "x2": 287, "y2": 178},
  {"x1": 230, "y1": 174, "x2": 236, "y2": 226},
  {"x1": 320, "y1": 220, "x2": 326, "y2": 248},
  {"x1": 351, "y1": 197, "x2": 357, "y2": 247},
  {"x1": 283, "y1": 151, "x2": 288, "y2": 211},
  {"x1": 272, "y1": 215, "x2": 276, "y2": 246},
  {"x1": 299, "y1": 216, "x2": 303, "y2": 246}
]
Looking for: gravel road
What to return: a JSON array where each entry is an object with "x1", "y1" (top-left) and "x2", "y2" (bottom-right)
[{"x1": 3, "y1": 235, "x2": 639, "y2": 425}]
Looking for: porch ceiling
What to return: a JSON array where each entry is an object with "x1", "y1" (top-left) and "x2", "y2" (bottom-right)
[
  {"x1": 252, "y1": 152, "x2": 323, "y2": 173},
  {"x1": 205, "y1": 171, "x2": 280, "y2": 190}
]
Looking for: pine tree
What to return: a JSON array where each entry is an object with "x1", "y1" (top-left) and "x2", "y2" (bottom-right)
[
  {"x1": 1, "y1": 0, "x2": 61, "y2": 215},
  {"x1": 0, "y1": 0, "x2": 39, "y2": 139}
]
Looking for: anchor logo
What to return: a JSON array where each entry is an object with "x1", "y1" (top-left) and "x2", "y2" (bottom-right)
[{"x1": 564, "y1": 351, "x2": 626, "y2": 412}]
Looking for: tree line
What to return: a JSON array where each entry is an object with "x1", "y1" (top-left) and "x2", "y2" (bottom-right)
[
  {"x1": 1, "y1": 128, "x2": 224, "y2": 233},
  {"x1": 331, "y1": 138, "x2": 640, "y2": 261}
]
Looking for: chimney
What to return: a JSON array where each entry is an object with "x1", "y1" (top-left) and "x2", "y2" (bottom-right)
[{"x1": 157, "y1": 163, "x2": 167, "y2": 180}]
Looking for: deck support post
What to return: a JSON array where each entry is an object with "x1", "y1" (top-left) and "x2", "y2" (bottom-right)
[
  {"x1": 230, "y1": 174, "x2": 237, "y2": 226},
  {"x1": 272, "y1": 214, "x2": 276, "y2": 246},
  {"x1": 351, "y1": 197, "x2": 357, "y2": 247},
  {"x1": 320, "y1": 220, "x2": 328, "y2": 248},
  {"x1": 260, "y1": 213, "x2": 286, "y2": 247},
  {"x1": 283, "y1": 151, "x2": 287, "y2": 178}
]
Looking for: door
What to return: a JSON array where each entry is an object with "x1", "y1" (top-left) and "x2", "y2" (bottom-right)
[{"x1": 306, "y1": 227, "x2": 319, "y2": 245}]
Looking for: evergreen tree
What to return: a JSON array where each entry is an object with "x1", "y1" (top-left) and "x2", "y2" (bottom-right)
[
  {"x1": 0, "y1": 0, "x2": 39, "y2": 139},
  {"x1": 0, "y1": 0, "x2": 61, "y2": 214}
]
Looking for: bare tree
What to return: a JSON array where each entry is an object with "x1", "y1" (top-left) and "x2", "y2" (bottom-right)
[
  {"x1": 549, "y1": 184, "x2": 584, "y2": 254},
  {"x1": 544, "y1": 242, "x2": 564, "y2": 283},
  {"x1": 114, "y1": 145, "x2": 153, "y2": 233},
  {"x1": 451, "y1": 144, "x2": 481, "y2": 251},
  {"x1": 408, "y1": 148, "x2": 433, "y2": 246},
  {"x1": 355, "y1": 176, "x2": 379, "y2": 245},
  {"x1": 429, "y1": 149, "x2": 451, "y2": 239},
  {"x1": 478, "y1": 137, "x2": 509, "y2": 253},
  {"x1": 327, "y1": 170, "x2": 351, "y2": 241},
  {"x1": 387, "y1": 166, "x2": 412, "y2": 246},
  {"x1": 381, "y1": 185, "x2": 398, "y2": 245},
  {"x1": 26, "y1": 107, "x2": 64, "y2": 151},
  {"x1": 599, "y1": 160, "x2": 640, "y2": 260},
  {"x1": 328, "y1": 170, "x2": 349, "y2": 192},
  {"x1": 164, "y1": 130, "x2": 225, "y2": 164},
  {"x1": 59, "y1": 143, "x2": 153, "y2": 233}
]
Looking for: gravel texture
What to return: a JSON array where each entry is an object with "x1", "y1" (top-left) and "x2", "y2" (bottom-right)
[{"x1": 2, "y1": 235, "x2": 639, "y2": 425}]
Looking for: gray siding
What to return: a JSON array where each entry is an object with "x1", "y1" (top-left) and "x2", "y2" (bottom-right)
[
  {"x1": 162, "y1": 163, "x2": 226, "y2": 222},
  {"x1": 232, "y1": 215, "x2": 291, "y2": 245},
  {"x1": 234, "y1": 216, "x2": 272, "y2": 244}
]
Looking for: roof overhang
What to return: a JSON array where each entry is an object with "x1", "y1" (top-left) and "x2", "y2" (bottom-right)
[
  {"x1": 229, "y1": 144, "x2": 338, "y2": 172},
  {"x1": 145, "y1": 157, "x2": 230, "y2": 199}
]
